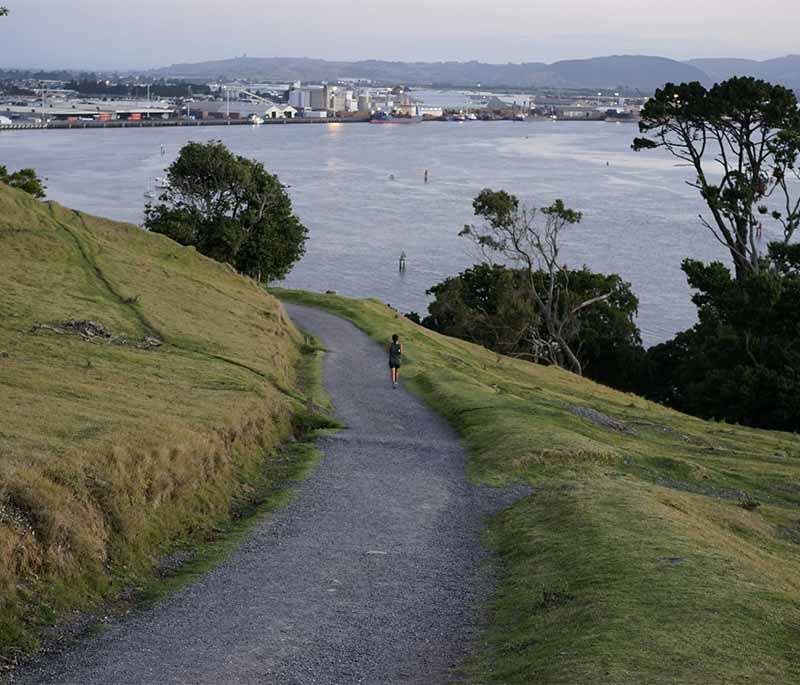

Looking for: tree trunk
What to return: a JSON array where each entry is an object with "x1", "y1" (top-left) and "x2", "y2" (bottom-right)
[{"x1": 557, "y1": 336, "x2": 583, "y2": 375}]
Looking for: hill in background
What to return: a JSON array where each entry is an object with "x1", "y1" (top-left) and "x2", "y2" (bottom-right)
[
  {"x1": 150, "y1": 53, "x2": 799, "y2": 92},
  {"x1": 686, "y1": 54, "x2": 800, "y2": 91}
]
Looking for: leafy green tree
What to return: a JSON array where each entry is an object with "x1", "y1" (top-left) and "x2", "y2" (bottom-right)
[
  {"x1": 425, "y1": 264, "x2": 533, "y2": 358},
  {"x1": 423, "y1": 264, "x2": 644, "y2": 390},
  {"x1": 641, "y1": 255, "x2": 800, "y2": 430},
  {"x1": 0, "y1": 8, "x2": 8, "y2": 16},
  {"x1": 634, "y1": 77, "x2": 800, "y2": 428},
  {"x1": 144, "y1": 141, "x2": 307, "y2": 282},
  {"x1": 633, "y1": 77, "x2": 800, "y2": 281},
  {"x1": 459, "y1": 189, "x2": 616, "y2": 375},
  {"x1": 0, "y1": 165, "x2": 46, "y2": 198}
]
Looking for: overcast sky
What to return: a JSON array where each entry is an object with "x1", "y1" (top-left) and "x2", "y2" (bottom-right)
[{"x1": 1, "y1": 0, "x2": 797, "y2": 70}]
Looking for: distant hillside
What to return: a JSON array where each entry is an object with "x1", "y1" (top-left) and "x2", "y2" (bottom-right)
[
  {"x1": 687, "y1": 55, "x2": 800, "y2": 91},
  {"x1": 149, "y1": 52, "x2": 800, "y2": 93},
  {"x1": 150, "y1": 54, "x2": 711, "y2": 91},
  {"x1": 686, "y1": 58, "x2": 764, "y2": 83},
  {"x1": 151, "y1": 57, "x2": 552, "y2": 88},
  {"x1": 549, "y1": 55, "x2": 708, "y2": 90}
]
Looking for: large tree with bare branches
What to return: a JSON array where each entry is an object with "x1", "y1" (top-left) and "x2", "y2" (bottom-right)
[
  {"x1": 633, "y1": 77, "x2": 800, "y2": 282},
  {"x1": 459, "y1": 189, "x2": 615, "y2": 376}
]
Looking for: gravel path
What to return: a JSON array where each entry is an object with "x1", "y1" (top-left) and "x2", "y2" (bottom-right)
[{"x1": 15, "y1": 304, "x2": 518, "y2": 685}]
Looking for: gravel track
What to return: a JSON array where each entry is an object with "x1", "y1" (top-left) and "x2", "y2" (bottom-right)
[{"x1": 15, "y1": 304, "x2": 518, "y2": 685}]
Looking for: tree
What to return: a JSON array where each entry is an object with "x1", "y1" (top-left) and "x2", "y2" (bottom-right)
[
  {"x1": 640, "y1": 254, "x2": 800, "y2": 430},
  {"x1": 424, "y1": 264, "x2": 537, "y2": 358},
  {"x1": 0, "y1": 8, "x2": 8, "y2": 16},
  {"x1": 458, "y1": 189, "x2": 614, "y2": 375},
  {"x1": 0, "y1": 165, "x2": 46, "y2": 198},
  {"x1": 423, "y1": 263, "x2": 644, "y2": 389},
  {"x1": 144, "y1": 141, "x2": 307, "y2": 282},
  {"x1": 633, "y1": 77, "x2": 800, "y2": 282}
]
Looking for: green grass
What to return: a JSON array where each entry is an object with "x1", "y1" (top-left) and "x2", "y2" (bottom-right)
[
  {"x1": 0, "y1": 184, "x2": 327, "y2": 660},
  {"x1": 274, "y1": 288, "x2": 800, "y2": 685},
  {"x1": 136, "y1": 335, "x2": 339, "y2": 609}
]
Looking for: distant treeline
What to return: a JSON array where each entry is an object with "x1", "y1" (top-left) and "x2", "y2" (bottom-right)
[
  {"x1": 0, "y1": 85, "x2": 36, "y2": 95},
  {"x1": 0, "y1": 70, "x2": 212, "y2": 98},
  {"x1": 64, "y1": 80, "x2": 212, "y2": 97},
  {"x1": 0, "y1": 68, "x2": 87, "y2": 81}
]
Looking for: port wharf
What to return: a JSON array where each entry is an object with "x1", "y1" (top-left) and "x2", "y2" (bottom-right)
[
  {"x1": 0, "y1": 112, "x2": 640, "y2": 131},
  {"x1": 0, "y1": 116, "x2": 373, "y2": 131}
]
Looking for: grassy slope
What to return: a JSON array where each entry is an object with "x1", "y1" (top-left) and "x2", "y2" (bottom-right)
[
  {"x1": 275, "y1": 289, "x2": 800, "y2": 685},
  {"x1": 0, "y1": 184, "x2": 311, "y2": 655}
]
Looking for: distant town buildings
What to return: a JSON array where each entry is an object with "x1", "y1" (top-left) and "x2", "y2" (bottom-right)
[{"x1": 0, "y1": 74, "x2": 646, "y2": 127}]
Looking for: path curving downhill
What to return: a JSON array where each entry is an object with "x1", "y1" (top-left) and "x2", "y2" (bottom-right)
[{"x1": 16, "y1": 304, "x2": 517, "y2": 685}]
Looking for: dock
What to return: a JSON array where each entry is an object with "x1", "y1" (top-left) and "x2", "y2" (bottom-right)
[{"x1": 0, "y1": 117, "x2": 369, "y2": 131}]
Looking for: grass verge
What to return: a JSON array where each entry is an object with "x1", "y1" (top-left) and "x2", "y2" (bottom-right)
[
  {"x1": 274, "y1": 288, "x2": 800, "y2": 685},
  {"x1": 0, "y1": 184, "x2": 334, "y2": 664},
  {"x1": 136, "y1": 332, "x2": 338, "y2": 609}
]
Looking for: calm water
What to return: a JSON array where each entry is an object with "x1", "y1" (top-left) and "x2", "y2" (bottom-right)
[{"x1": 1, "y1": 121, "x2": 747, "y2": 345}]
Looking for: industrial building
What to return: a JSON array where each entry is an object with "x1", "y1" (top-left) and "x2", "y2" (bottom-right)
[
  {"x1": 264, "y1": 104, "x2": 297, "y2": 119},
  {"x1": 288, "y1": 84, "x2": 358, "y2": 114},
  {"x1": 0, "y1": 101, "x2": 174, "y2": 122}
]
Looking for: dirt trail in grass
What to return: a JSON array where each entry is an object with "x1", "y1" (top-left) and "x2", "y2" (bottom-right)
[{"x1": 16, "y1": 304, "x2": 518, "y2": 685}]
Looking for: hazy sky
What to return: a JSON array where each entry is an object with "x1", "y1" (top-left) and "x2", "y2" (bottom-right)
[{"x1": 1, "y1": 0, "x2": 797, "y2": 69}]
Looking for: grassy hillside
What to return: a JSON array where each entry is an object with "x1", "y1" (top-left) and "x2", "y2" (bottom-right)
[
  {"x1": 0, "y1": 184, "x2": 316, "y2": 656},
  {"x1": 276, "y1": 289, "x2": 800, "y2": 684}
]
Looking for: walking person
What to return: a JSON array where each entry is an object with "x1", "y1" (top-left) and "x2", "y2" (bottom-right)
[{"x1": 388, "y1": 334, "x2": 403, "y2": 388}]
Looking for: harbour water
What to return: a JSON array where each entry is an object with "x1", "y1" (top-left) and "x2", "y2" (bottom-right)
[{"x1": 0, "y1": 120, "x2": 743, "y2": 345}]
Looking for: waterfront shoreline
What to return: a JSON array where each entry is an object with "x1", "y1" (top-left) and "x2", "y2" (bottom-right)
[
  {"x1": 0, "y1": 116, "x2": 639, "y2": 132},
  {"x1": 0, "y1": 117, "x2": 368, "y2": 131}
]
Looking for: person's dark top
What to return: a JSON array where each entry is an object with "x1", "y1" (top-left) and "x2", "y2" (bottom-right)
[{"x1": 389, "y1": 341, "x2": 402, "y2": 367}]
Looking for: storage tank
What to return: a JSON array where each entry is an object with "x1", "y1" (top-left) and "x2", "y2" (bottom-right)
[{"x1": 357, "y1": 94, "x2": 371, "y2": 112}]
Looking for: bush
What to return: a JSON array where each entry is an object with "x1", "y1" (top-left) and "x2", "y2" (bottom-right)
[
  {"x1": 0, "y1": 165, "x2": 46, "y2": 198},
  {"x1": 421, "y1": 264, "x2": 645, "y2": 390},
  {"x1": 639, "y1": 254, "x2": 800, "y2": 430},
  {"x1": 144, "y1": 141, "x2": 307, "y2": 282}
]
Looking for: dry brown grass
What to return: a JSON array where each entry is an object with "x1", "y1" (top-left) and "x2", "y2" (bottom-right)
[{"x1": 0, "y1": 185, "x2": 303, "y2": 652}]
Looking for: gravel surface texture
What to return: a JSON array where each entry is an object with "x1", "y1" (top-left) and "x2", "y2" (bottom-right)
[{"x1": 14, "y1": 304, "x2": 521, "y2": 685}]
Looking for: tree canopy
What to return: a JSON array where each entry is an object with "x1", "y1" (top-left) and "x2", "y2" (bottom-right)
[
  {"x1": 633, "y1": 77, "x2": 800, "y2": 281},
  {"x1": 640, "y1": 253, "x2": 800, "y2": 430},
  {"x1": 458, "y1": 189, "x2": 613, "y2": 375},
  {"x1": 0, "y1": 166, "x2": 46, "y2": 198},
  {"x1": 631, "y1": 76, "x2": 800, "y2": 429},
  {"x1": 422, "y1": 263, "x2": 644, "y2": 390},
  {"x1": 144, "y1": 141, "x2": 307, "y2": 282}
]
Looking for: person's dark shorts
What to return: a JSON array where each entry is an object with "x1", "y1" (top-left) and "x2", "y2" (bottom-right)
[{"x1": 389, "y1": 361, "x2": 401, "y2": 369}]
